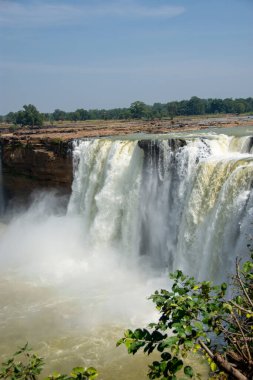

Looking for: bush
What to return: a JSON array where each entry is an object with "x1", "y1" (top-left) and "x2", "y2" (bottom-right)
[
  {"x1": 0, "y1": 344, "x2": 98, "y2": 380},
  {"x1": 118, "y1": 255, "x2": 253, "y2": 379}
]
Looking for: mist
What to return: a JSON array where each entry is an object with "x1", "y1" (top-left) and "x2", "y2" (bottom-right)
[{"x1": 0, "y1": 190, "x2": 167, "y2": 378}]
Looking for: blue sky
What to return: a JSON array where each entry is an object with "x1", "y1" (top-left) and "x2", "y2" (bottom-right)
[{"x1": 0, "y1": 0, "x2": 252, "y2": 114}]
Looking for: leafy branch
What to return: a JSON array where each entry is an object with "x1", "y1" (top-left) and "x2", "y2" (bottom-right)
[
  {"x1": 0, "y1": 344, "x2": 98, "y2": 380},
  {"x1": 118, "y1": 255, "x2": 253, "y2": 379}
]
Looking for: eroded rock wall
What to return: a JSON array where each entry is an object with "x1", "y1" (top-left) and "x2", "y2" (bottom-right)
[{"x1": 0, "y1": 137, "x2": 73, "y2": 209}]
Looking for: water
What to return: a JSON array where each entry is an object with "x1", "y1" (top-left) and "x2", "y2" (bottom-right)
[
  {"x1": 0, "y1": 146, "x2": 4, "y2": 216},
  {"x1": 0, "y1": 129, "x2": 252, "y2": 379},
  {"x1": 68, "y1": 133, "x2": 253, "y2": 280},
  {"x1": 0, "y1": 197, "x2": 162, "y2": 379}
]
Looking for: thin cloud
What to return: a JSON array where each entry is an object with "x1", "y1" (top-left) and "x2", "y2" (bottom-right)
[
  {"x1": 0, "y1": 0, "x2": 185, "y2": 28},
  {"x1": 0, "y1": 1, "x2": 80, "y2": 27},
  {"x1": 1, "y1": 59, "x2": 251, "y2": 78}
]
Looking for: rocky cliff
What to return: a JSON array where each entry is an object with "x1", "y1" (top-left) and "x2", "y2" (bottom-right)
[{"x1": 0, "y1": 136, "x2": 73, "y2": 209}]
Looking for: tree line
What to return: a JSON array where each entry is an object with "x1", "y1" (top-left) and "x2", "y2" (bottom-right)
[{"x1": 1, "y1": 97, "x2": 253, "y2": 127}]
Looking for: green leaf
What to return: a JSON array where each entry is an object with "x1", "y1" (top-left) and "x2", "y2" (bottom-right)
[
  {"x1": 243, "y1": 261, "x2": 253, "y2": 273},
  {"x1": 14, "y1": 343, "x2": 29, "y2": 356},
  {"x1": 160, "y1": 336, "x2": 178, "y2": 349},
  {"x1": 184, "y1": 365, "x2": 194, "y2": 377},
  {"x1": 185, "y1": 326, "x2": 192, "y2": 336},
  {"x1": 128, "y1": 341, "x2": 145, "y2": 354},
  {"x1": 210, "y1": 362, "x2": 217, "y2": 372},
  {"x1": 116, "y1": 338, "x2": 124, "y2": 347},
  {"x1": 168, "y1": 357, "x2": 183, "y2": 373},
  {"x1": 71, "y1": 367, "x2": 85, "y2": 375},
  {"x1": 144, "y1": 342, "x2": 155, "y2": 355},
  {"x1": 85, "y1": 367, "x2": 98, "y2": 379},
  {"x1": 193, "y1": 321, "x2": 203, "y2": 330},
  {"x1": 222, "y1": 303, "x2": 232, "y2": 313},
  {"x1": 134, "y1": 328, "x2": 145, "y2": 339},
  {"x1": 235, "y1": 295, "x2": 243, "y2": 305},
  {"x1": 161, "y1": 352, "x2": 172, "y2": 361},
  {"x1": 50, "y1": 371, "x2": 61, "y2": 378}
]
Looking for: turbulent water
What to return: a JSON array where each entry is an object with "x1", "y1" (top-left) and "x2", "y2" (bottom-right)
[{"x1": 0, "y1": 128, "x2": 253, "y2": 379}]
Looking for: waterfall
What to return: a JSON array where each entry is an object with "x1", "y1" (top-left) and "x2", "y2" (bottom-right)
[
  {"x1": 0, "y1": 146, "x2": 4, "y2": 216},
  {"x1": 0, "y1": 130, "x2": 252, "y2": 379},
  {"x1": 68, "y1": 133, "x2": 253, "y2": 281}
]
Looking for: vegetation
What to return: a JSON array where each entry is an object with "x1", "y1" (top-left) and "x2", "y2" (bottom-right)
[
  {"x1": 118, "y1": 255, "x2": 253, "y2": 379},
  {"x1": 42, "y1": 97, "x2": 253, "y2": 122},
  {"x1": 5, "y1": 105, "x2": 43, "y2": 127},
  {"x1": 0, "y1": 343, "x2": 97, "y2": 380},
  {"x1": 2, "y1": 97, "x2": 253, "y2": 126}
]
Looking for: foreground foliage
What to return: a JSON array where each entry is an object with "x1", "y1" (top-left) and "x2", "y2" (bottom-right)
[
  {"x1": 118, "y1": 255, "x2": 253, "y2": 379},
  {"x1": 0, "y1": 344, "x2": 98, "y2": 380}
]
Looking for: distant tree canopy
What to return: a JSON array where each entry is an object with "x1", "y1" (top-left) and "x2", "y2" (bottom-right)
[
  {"x1": 2, "y1": 97, "x2": 253, "y2": 124},
  {"x1": 44, "y1": 97, "x2": 253, "y2": 121},
  {"x1": 5, "y1": 104, "x2": 43, "y2": 127}
]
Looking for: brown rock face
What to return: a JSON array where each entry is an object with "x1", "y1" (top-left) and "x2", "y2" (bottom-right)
[{"x1": 0, "y1": 137, "x2": 73, "y2": 209}]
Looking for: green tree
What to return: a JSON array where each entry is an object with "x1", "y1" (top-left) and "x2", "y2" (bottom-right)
[
  {"x1": 118, "y1": 255, "x2": 253, "y2": 379},
  {"x1": 209, "y1": 99, "x2": 225, "y2": 114},
  {"x1": 75, "y1": 109, "x2": 89, "y2": 121},
  {"x1": 222, "y1": 98, "x2": 234, "y2": 114},
  {"x1": 16, "y1": 105, "x2": 43, "y2": 127},
  {"x1": 245, "y1": 97, "x2": 253, "y2": 112},
  {"x1": 234, "y1": 101, "x2": 246, "y2": 115},
  {"x1": 187, "y1": 97, "x2": 206, "y2": 115},
  {"x1": 152, "y1": 103, "x2": 164, "y2": 119},
  {"x1": 167, "y1": 102, "x2": 178, "y2": 120},
  {"x1": 130, "y1": 101, "x2": 148, "y2": 119},
  {"x1": 5, "y1": 112, "x2": 17, "y2": 124},
  {"x1": 52, "y1": 109, "x2": 67, "y2": 121}
]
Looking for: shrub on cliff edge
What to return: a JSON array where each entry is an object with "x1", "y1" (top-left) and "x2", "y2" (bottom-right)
[{"x1": 118, "y1": 255, "x2": 253, "y2": 379}]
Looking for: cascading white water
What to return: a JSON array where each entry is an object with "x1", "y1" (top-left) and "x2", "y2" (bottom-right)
[
  {"x1": 68, "y1": 133, "x2": 253, "y2": 281},
  {"x1": 68, "y1": 139, "x2": 143, "y2": 257},
  {"x1": 0, "y1": 146, "x2": 4, "y2": 216}
]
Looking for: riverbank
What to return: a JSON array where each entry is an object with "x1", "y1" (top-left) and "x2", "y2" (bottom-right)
[{"x1": 1, "y1": 115, "x2": 253, "y2": 142}]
